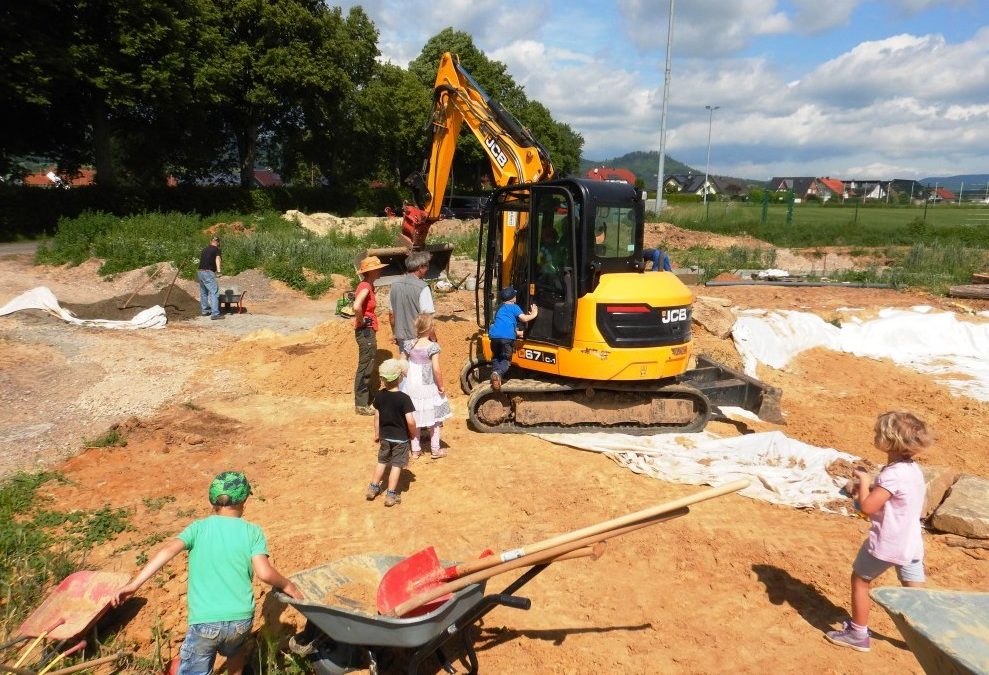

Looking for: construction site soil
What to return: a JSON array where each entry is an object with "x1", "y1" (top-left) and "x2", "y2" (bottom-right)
[{"x1": 1, "y1": 222, "x2": 988, "y2": 674}]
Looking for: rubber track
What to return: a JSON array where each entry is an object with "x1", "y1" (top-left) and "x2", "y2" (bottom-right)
[{"x1": 466, "y1": 378, "x2": 712, "y2": 435}]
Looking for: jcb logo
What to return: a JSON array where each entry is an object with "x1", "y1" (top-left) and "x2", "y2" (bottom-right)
[
  {"x1": 661, "y1": 308, "x2": 688, "y2": 324},
  {"x1": 485, "y1": 136, "x2": 509, "y2": 168}
]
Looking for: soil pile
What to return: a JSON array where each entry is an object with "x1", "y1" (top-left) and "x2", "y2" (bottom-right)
[
  {"x1": 2, "y1": 244, "x2": 988, "y2": 674},
  {"x1": 61, "y1": 287, "x2": 202, "y2": 321}
]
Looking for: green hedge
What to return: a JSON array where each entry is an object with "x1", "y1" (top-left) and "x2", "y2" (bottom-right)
[{"x1": 0, "y1": 184, "x2": 404, "y2": 241}]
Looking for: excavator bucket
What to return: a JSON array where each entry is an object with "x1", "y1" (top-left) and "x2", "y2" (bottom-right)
[{"x1": 355, "y1": 243, "x2": 455, "y2": 285}]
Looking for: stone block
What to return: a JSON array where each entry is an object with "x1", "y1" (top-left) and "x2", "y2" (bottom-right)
[
  {"x1": 929, "y1": 474, "x2": 989, "y2": 539},
  {"x1": 919, "y1": 464, "x2": 959, "y2": 520}
]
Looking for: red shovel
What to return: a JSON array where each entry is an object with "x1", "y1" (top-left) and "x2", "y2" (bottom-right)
[{"x1": 376, "y1": 479, "x2": 749, "y2": 614}]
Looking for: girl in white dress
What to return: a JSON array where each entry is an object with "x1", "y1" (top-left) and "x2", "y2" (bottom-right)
[{"x1": 402, "y1": 314, "x2": 452, "y2": 458}]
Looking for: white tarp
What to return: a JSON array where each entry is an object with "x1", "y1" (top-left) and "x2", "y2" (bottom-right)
[
  {"x1": 537, "y1": 430, "x2": 856, "y2": 509},
  {"x1": 0, "y1": 286, "x2": 167, "y2": 329},
  {"x1": 733, "y1": 307, "x2": 989, "y2": 401}
]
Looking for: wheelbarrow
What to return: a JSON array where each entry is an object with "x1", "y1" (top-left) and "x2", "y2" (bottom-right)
[
  {"x1": 278, "y1": 553, "x2": 572, "y2": 675},
  {"x1": 279, "y1": 481, "x2": 749, "y2": 674},
  {"x1": 1, "y1": 570, "x2": 128, "y2": 672}
]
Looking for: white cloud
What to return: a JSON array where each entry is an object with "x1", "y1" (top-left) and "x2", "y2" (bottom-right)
[
  {"x1": 616, "y1": 0, "x2": 792, "y2": 55},
  {"x1": 334, "y1": 1, "x2": 989, "y2": 178}
]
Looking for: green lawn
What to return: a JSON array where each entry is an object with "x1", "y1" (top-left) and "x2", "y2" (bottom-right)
[{"x1": 659, "y1": 202, "x2": 989, "y2": 249}]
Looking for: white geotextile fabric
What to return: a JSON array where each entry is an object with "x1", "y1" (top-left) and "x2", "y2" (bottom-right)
[
  {"x1": 537, "y1": 429, "x2": 856, "y2": 509},
  {"x1": 732, "y1": 307, "x2": 989, "y2": 401},
  {"x1": 0, "y1": 286, "x2": 167, "y2": 329}
]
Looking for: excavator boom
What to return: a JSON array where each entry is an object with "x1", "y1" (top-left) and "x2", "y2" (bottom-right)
[{"x1": 400, "y1": 52, "x2": 553, "y2": 248}]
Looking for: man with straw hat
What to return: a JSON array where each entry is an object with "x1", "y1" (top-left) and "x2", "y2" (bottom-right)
[{"x1": 354, "y1": 255, "x2": 388, "y2": 415}]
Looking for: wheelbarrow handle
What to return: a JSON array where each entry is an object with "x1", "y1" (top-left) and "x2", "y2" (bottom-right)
[
  {"x1": 13, "y1": 618, "x2": 65, "y2": 669},
  {"x1": 391, "y1": 507, "x2": 689, "y2": 617},
  {"x1": 435, "y1": 480, "x2": 749, "y2": 583}
]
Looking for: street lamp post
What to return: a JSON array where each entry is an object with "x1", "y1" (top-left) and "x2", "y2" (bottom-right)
[
  {"x1": 703, "y1": 105, "x2": 719, "y2": 220},
  {"x1": 655, "y1": 0, "x2": 675, "y2": 214}
]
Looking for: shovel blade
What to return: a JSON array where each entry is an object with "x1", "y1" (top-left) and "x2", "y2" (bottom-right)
[{"x1": 376, "y1": 546, "x2": 448, "y2": 615}]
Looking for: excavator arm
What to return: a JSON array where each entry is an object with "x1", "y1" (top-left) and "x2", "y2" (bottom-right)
[{"x1": 400, "y1": 52, "x2": 554, "y2": 248}]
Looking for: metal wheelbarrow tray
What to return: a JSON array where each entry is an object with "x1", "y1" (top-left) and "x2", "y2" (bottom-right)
[{"x1": 279, "y1": 553, "x2": 545, "y2": 675}]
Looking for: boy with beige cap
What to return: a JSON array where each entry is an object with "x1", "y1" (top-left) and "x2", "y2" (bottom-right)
[{"x1": 367, "y1": 358, "x2": 416, "y2": 507}]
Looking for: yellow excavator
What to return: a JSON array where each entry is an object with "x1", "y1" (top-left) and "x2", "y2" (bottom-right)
[{"x1": 369, "y1": 52, "x2": 781, "y2": 434}]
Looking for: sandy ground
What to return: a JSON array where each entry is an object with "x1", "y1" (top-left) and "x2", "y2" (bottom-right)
[{"x1": 1, "y1": 225, "x2": 988, "y2": 674}]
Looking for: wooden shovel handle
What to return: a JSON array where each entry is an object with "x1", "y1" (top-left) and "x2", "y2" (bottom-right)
[
  {"x1": 392, "y1": 507, "x2": 690, "y2": 617},
  {"x1": 450, "y1": 480, "x2": 748, "y2": 578}
]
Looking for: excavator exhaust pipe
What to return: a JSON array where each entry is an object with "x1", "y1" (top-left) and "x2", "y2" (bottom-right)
[{"x1": 355, "y1": 243, "x2": 454, "y2": 285}]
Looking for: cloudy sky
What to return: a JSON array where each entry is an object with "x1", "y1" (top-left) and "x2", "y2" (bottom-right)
[{"x1": 338, "y1": 0, "x2": 988, "y2": 181}]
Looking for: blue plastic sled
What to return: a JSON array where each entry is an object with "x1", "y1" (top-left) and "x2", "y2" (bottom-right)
[{"x1": 871, "y1": 587, "x2": 989, "y2": 675}]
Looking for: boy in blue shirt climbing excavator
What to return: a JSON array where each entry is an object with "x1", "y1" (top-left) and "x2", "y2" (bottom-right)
[{"x1": 488, "y1": 286, "x2": 538, "y2": 392}]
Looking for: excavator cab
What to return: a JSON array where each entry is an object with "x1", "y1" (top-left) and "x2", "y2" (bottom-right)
[{"x1": 479, "y1": 178, "x2": 648, "y2": 354}]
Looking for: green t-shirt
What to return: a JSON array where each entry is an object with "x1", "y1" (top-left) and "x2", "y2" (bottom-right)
[{"x1": 177, "y1": 515, "x2": 269, "y2": 625}]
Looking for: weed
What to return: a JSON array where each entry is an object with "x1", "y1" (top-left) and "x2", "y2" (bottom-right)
[
  {"x1": 136, "y1": 551, "x2": 148, "y2": 566},
  {"x1": 143, "y1": 496, "x2": 177, "y2": 513},
  {"x1": 182, "y1": 400, "x2": 202, "y2": 411},
  {"x1": 84, "y1": 426, "x2": 127, "y2": 448},
  {"x1": 254, "y1": 628, "x2": 309, "y2": 674},
  {"x1": 175, "y1": 507, "x2": 197, "y2": 518}
]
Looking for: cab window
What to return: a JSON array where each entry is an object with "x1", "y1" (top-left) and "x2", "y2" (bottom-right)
[{"x1": 593, "y1": 205, "x2": 636, "y2": 259}]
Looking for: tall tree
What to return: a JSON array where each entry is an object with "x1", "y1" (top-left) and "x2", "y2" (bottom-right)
[
  {"x1": 0, "y1": 0, "x2": 211, "y2": 185},
  {"x1": 199, "y1": 1, "x2": 378, "y2": 187},
  {"x1": 406, "y1": 28, "x2": 583, "y2": 191},
  {"x1": 348, "y1": 63, "x2": 432, "y2": 185}
]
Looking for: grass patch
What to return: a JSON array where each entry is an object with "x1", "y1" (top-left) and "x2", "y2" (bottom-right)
[
  {"x1": 83, "y1": 426, "x2": 127, "y2": 448},
  {"x1": 36, "y1": 210, "x2": 420, "y2": 298},
  {"x1": 0, "y1": 471, "x2": 141, "y2": 667},
  {"x1": 142, "y1": 496, "x2": 177, "y2": 513},
  {"x1": 675, "y1": 246, "x2": 779, "y2": 281}
]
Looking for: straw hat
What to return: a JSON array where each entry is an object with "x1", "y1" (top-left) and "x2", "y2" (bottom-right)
[{"x1": 357, "y1": 256, "x2": 388, "y2": 275}]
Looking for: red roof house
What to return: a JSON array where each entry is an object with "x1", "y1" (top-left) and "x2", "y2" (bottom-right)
[
  {"x1": 586, "y1": 166, "x2": 636, "y2": 184},
  {"x1": 22, "y1": 167, "x2": 96, "y2": 187}
]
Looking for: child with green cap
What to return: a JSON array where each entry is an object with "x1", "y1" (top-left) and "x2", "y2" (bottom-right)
[
  {"x1": 111, "y1": 471, "x2": 302, "y2": 675},
  {"x1": 367, "y1": 357, "x2": 416, "y2": 507}
]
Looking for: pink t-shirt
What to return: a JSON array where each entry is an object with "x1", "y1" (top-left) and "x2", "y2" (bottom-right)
[{"x1": 867, "y1": 461, "x2": 925, "y2": 565}]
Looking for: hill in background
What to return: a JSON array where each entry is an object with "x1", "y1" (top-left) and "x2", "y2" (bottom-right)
[
  {"x1": 579, "y1": 150, "x2": 766, "y2": 190},
  {"x1": 918, "y1": 174, "x2": 989, "y2": 193}
]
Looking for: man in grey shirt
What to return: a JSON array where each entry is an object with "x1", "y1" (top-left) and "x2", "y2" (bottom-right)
[{"x1": 388, "y1": 251, "x2": 435, "y2": 355}]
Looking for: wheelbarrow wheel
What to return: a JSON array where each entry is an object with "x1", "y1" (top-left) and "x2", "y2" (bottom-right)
[{"x1": 309, "y1": 640, "x2": 369, "y2": 675}]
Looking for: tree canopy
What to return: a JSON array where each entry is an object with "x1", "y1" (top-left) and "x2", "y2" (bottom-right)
[{"x1": 1, "y1": 13, "x2": 582, "y2": 192}]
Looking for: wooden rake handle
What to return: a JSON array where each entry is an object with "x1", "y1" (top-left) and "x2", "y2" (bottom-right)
[
  {"x1": 392, "y1": 506, "x2": 691, "y2": 617},
  {"x1": 450, "y1": 479, "x2": 750, "y2": 580}
]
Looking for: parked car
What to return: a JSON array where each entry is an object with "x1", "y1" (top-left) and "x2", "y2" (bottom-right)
[{"x1": 442, "y1": 195, "x2": 488, "y2": 219}]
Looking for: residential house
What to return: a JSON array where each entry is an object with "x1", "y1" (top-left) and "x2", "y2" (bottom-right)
[
  {"x1": 814, "y1": 177, "x2": 845, "y2": 202},
  {"x1": 844, "y1": 179, "x2": 885, "y2": 200},
  {"x1": 889, "y1": 179, "x2": 925, "y2": 203},
  {"x1": 929, "y1": 187, "x2": 957, "y2": 202},
  {"x1": 663, "y1": 172, "x2": 720, "y2": 198},
  {"x1": 22, "y1": 167, "x2": 96, "y2": 187},
  {"x1": 586, "y1": 166, "x2": 636, "y2": 184},
  {"x1": 769, "y1": 176, "x2": 815, "y2": 202}
]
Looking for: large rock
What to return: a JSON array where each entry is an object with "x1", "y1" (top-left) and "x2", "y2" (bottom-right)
[
  {"x1": 929, "y1": 474, "x2": 989, "y2": 539},
  {"x1": 919, "y1": 464, "x2": 959, "y2": 521},
  {"x1": 692, "y1": 295, "x2": 735, "y2": 338}
]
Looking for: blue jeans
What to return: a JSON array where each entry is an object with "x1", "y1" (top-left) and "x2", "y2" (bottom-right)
[
  {"x1": 642, "y1": 248, "x2": 672, "y2": 272},
  {"x1": 198, "y1": 270, "x2": 219, "y2": 317},
  {"x1": 490, "y1": 338, "x2": 515, "y2": 378},
  {"x1": 178, "y1": 619, "x2": 253, "y2": 675}
]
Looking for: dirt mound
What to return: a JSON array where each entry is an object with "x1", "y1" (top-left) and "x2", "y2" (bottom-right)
[
  {"x1": 644, "y1": 222, "x2": 772, "y2": 250},
  {"x1": 61, "y1": 287, "x2": 202, "y2": 321},
  {"x1": 4, "y1": 250, "x2": 989, "y2": 674}
]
